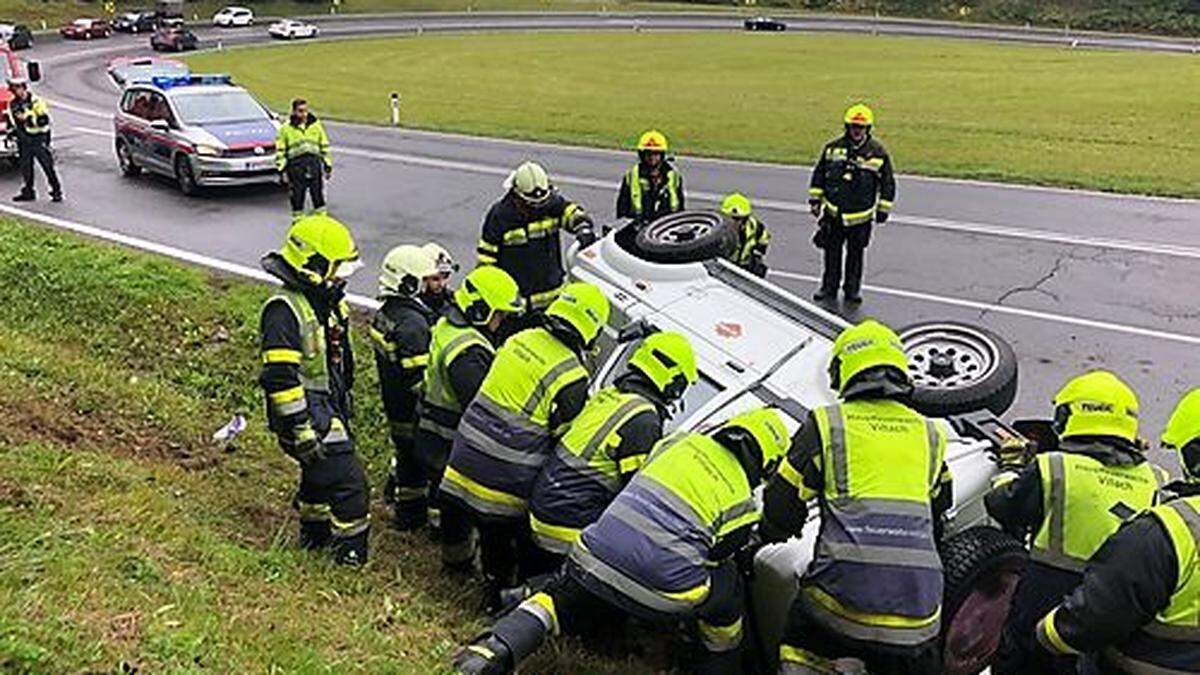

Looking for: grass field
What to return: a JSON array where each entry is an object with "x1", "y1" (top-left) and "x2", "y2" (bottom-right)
[
  {"x1": 0, "y1": 218, "x2": 641, "y2": 674},
  {"x1": 188, "y1": 31, "x2": 1200, "y2": 197}
]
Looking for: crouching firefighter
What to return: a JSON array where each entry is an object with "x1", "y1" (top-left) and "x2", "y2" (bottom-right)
[
  {"x1": 440, "y1": 282, "x2": 610, "y2": 606},
  {"x1": 762, "y1": 319, "x2": 953, "y2": 673},
  {"x1": 528, "y1": 330, "x2": 698, "y2": 563},
  {"x1": 372, "y1": 245, "x2": 440, "y2": 530},
  {"x1": 986, "y1": 370, "x2": 1167, "y2": 675},
  {"x1": 417, "y1": 265, "x2": 524, "y2": 570},
  {"x1": 453, "y1": 408, "x2": 791, "y2": 675},
  {"x1": 259, "y1": 214, "x2": 370, "y2": 565}
]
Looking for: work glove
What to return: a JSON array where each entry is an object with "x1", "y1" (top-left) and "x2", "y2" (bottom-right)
[
  {"x1": 876, "y1": 211, "x2": 890, "y2": 224},
  {"x1": 808, "y1": 198, "x2": 821, "y2": 217},
  {"x1": 286, "y1": 431, "x2": 327, "y2": 466}
]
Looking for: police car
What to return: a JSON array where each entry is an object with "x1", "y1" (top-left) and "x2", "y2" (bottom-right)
[
  {"x1": 569, "y1": 212, "x2": 1027, "y2": 674},
  {"x1": 112, "y1": 74, "x2": 280, "y2": 195}
]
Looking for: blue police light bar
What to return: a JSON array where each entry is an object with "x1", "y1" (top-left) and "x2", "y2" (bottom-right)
[{"x1": 149, "y1": 73, "x2": 233, "y2": 89}]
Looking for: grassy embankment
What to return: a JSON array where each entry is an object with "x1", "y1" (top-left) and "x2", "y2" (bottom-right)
[
  {"x1": 188, "y1": 31, "x2": 1200, "y2": 198},
  {"x1": 0, "y1": 217, "x2": 638, "y2": 674}
]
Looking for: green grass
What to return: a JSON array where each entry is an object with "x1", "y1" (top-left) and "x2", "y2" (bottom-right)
[
  {"x1": 0, "y1": 217, "x2": 643, "y2": 674},
  {"x1": 188, "y1": 31, "x2": 1200, "y2": 197}
]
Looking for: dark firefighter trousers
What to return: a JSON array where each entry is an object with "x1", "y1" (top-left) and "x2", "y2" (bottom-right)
[
  {"x1": 295, "y1": 443, "x2": 370, "y2": 563},
  {"x1": 394, "y1": 434, "x2": 473, "y2": 566},
  {"x1": 780, "y1": 596, "x2": 941, "y2": 674},
  {"x1": 817, "y1": 216, "x2": 872, "y2": 297},
  {"x1": 18, "y1": 134, "x2": 61, "y2": 197}
]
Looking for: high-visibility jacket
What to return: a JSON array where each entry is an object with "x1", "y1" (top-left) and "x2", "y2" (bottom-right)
[
  {"x1": 275, "y1": 114, "x2": 332, "y2": 172},
  {"x1": 529, "y1": 385, "x2": 658, "y2": 554},
  {"x1": 418, "y1": 314, "x2": 494, "y2": 444},
  {"x1": 617, "y1": 162, "x2": 683, "y2": 222},
  {"x1": 7, "y1": 94, "x2": 51, "y2": 137},
  {"x1": 728, "y1": 215, "x2": 770, "y2": 269},
  {"x1": 798, "y1": 400, "x2": 946, "y2": 647},
  {"x1": 1031, "y1": 451, "x2": 1165, "y2": 572},
  {"x1": 569, "y1": 431, "x2": 758, "y2": 616},
  {"x1": 808, "y1": 135, "x2": 895, "y2": 226},
  {"x1": 441, "y1": 327, "x2": 588, "y2": 520}
]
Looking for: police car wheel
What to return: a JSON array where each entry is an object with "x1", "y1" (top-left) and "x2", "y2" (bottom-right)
[
  {"x1": 940, "y1": 526, "x2": 1027, "y2": 675},
  {"x1": 116, "y1": 140, "x2": 140, "y2": 177},
  {"x1": 174, "y1": 155, "x2": 198, "y2": 196},
  {"x1": 631, "y1": 210, "x2": 739, "y2": 264},
  {"x1": 900, "y1": 321, "x2": 1018, "y2": 417}
]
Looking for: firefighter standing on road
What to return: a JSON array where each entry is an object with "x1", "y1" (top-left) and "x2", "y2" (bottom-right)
[
  {"x1": 453, "y1": 408, "x2": 791, "y2": 675},
  {"x1": 417, "y1": 265, "x2": 524, "y2": 571},
  {"x1": 616, "y1": 129, "x2": 684, "y2": 224},
  {"x1": 721, "y1": 192, "x2": 770, "y2": 277},
  {"x1": 478, "y1": 161, "x2": 597, "y2": 316},
  {"x1": 809, "y1": 104, "x2": 895, "y2": 305},
  {"x1": 986, "y1": 370, "x2": 1168, "y2": 675},
  {"x1": 276, "y1": 98, "x2": 332, "y2": 220},
  {"x1": 763, "y1": 319, "x2": 952, "y2": 673},
  {"x1": 1035, "y1": 390, "x2": 1200, "y2": 671},
  {"x1": 372, "y1": 245, "x2": 440, "y2": 530},
  {"x1": 258, "y1": 214, "x2": 370, "y2": 566},
  {"x1": 440, "y1": 282, "x2": 609, "y2": 608},
  {"x1": 7, "y1": 76, "x2": 62, "y2": 203}
]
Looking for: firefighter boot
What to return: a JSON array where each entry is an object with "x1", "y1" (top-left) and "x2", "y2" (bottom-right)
[
  {"x1": 299, "y1": 519, "x2": 332, "y2": 550},
  {"x1": 452, "y1": 635, "x2": 512, "y2": 675},
  {"x1": 332, "y1": 529, "x2": 369, "y2": 567}
]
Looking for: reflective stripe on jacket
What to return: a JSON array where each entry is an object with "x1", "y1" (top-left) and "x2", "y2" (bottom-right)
[
  {"x1": 801, "y1": 400, "x2": 945, "y2": 647},
  {"x1": 275, "y1": 116, "x2": 331, "y2": 171},
  {"x1": 728, "y1": 216, "x2": 770, "y2": 266},
  {"x1": 1031, "y1": 451, "x2": 1164, "y2": 572},
  {"x1": 441, "y1": 327, "x2": 587, "y2": 519},
  {"x1": 8, "y1": 94, "x2": 51, "y2": 136},
  {"x1": 808, "y1": 136, "x2": 894, "y2": 226},
  {"x1": 529, "y1": 387, "x2": 655, "y2": 554},
  {"x1": 477, "y1": 194, "x2": 587, "y2": 310},
  {"x1": 418, "y1": 316, "x2": 493, "y2": 442},
  {"x1": 570, "y1": 431, "x2": 757, "y2": 616},
  {"x1": 624, "y1": 163, "x2": 682, "y2": 220}
]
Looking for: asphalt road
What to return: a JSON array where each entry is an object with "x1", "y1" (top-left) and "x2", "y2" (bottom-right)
[{"x1": 11, "y1": 13, "x2": 1200, "y2": 450}]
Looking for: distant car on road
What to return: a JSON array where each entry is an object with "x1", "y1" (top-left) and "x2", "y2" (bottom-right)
[
  {"x1": 107, "y1": 56, "x2": 189, "y2": 87},
  {"x1": 744, "y1": 16, "x2": 787, "y2": 32},
  {"x1": 61, "y1": 18, "x2": 113, "y2": 40},
  {"x1": 212, "y1": 6, "x2": 254, "y2": 28},
  {"x1": 268, "y1": 19, "x2": 319, "y2": 40},
  {"x1": 0, "y1": 23, "x2": 33, "y2": 49},
  {"x1": 150, "y1": 19, "x2": 198, "y2": 52},
  {"x1": 113, "y1": 11, "x2": 158, "y2": 34},
  {"x1": 113, "y1": 74, "x2": 281, "y2": 195}
]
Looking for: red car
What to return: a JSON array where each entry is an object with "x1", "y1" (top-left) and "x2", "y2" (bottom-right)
[{"x1": 60, "y1": 18, "x2": 112, "y2": 40}]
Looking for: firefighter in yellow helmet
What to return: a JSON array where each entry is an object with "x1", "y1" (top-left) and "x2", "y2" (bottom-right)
[
  {"x1": 986, "y1": 370, "x2": 1168, "y2": 675},
  {"x1": 763, "y1": 319, "x2": 952, "y2": 672},
  {"x1": 454, "y1": 408, "x2": 791, "y2": 675},
  {"x1": 617, "y1": 129, "x2": 685, "y2": 224},
  {"x1": 809, "y1": 104, "x2": 895, "y2": 305},
  {"x1": 258, "y1": 214, "x2": 370, "y2": 565},
  {"x1": 1035, "y1": 389, "x2": 1200, "y2": 671},
  {"x1": 721, "y1": 192, "x2": 770, "y2": 277}
]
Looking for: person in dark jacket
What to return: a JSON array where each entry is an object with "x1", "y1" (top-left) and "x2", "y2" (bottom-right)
[
  {"x1": 1033, "y1": 388, "x2": 1200, "y2": 673},
  {"x1": 721, "y1": 192, "x2": 770, "y2": 277},
  {"x1": 372, "y1": 245, "x2": 440, "y2": 530},
  {"x1": 477, "y1": 161, "x2": 597, "y2": 317},
  {"x1": 808, "y1": 104, "x2": 895, "y2": 305},
  {"x1": 258, "y1": 214, "x2": 369, "y2": 566},
  {"x1": 986, "y1": 370, "x2": 1168, "y2": 675},
  {"x1": 7, "y1": 76, "x2": 62, "y2": 202},
  {"x1": 616, "y1": 129, "x2": 684, "y2": 224},
  {"x1": 275, "y1": 98, "x2": 332, "y2": 220}
]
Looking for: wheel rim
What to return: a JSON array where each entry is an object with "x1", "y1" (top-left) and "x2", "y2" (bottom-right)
[
  {"x1": 641, "y1": 212, "x2": 722, "y2": 246},
  {"x1": 900, "y1": 323, "x2": 1001, "y2": 390}
]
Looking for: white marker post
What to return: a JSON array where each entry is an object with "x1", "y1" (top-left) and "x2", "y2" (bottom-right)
[{"x1": 390, "y1": 92, "x2": 401, "y2": 127}]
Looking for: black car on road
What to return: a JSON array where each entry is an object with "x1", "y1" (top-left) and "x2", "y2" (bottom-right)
[
  {"x1": 151, "y1": 20, "x2": 198, "y2": 52},
  {"x1": 744, "y1": 16, "x2": 787, "y2": 32},
  {"x1": 0, "y1": 23, "x2": 33, "y2": 49},
  {"x1": 114, "y1": 11, "x2": 158, "y2": 33}
]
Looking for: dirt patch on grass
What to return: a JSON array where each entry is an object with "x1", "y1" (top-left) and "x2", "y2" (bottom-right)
[
  {"x1": 0, "y1": 477, "x2": 31, "y2": 507},
  {"x1": 0, "y1": 394, "x2": 214, "y2": 470}
]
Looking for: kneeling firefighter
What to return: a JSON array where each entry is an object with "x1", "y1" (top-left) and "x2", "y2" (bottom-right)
[
  {"x1": 417, "y1": 265, "x2": 524, "y2": 570},
  {"x1": 453, "y1": 408, "x2": 791, "y2": 675},
  {"x1": 258, "y1": 214, "x2": 370, "y2": 565},
  {"x1": 762, "y1": 319, "x2": 953, "y2": 673},
  {"x1": 528, "y1": 330, "x2": 698, "y2": 562},
  {"x1": 440, "y1": 282, "x2": 610, "y2": 604},
  {"x1": 721, "y1": 192, "x2": 770, "y2": 278}
]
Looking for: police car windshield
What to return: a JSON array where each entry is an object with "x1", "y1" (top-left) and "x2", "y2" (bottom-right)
[{"x1": 171, "y1": 90, "x2": 267, "y2": 125}]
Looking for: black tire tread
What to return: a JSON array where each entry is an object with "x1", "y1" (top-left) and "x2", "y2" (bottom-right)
[
  {"x1": 631, "y1": 210, "x2": 738, "y2": 264},
  {"x1": 940, "y1": 526, "x2": 1027, "y2": 633},
  {"x1": 903, "y1": 322, "x2": 1019, "y2": 418}
]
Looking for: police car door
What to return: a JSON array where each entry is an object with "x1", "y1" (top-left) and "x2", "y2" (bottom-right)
[
  {"x1": 143, "y1": 91, "x2": 176, "y2": 171},
  {"x1": 118, "y1": 89, "x2": 156, "y2": 169}
]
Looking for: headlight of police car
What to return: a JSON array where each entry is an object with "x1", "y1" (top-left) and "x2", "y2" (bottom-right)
[{"x1": 194, "y1": 144, "x2": 222, "y2": 157}]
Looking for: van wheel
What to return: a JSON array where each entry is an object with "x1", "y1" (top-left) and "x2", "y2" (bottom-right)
[
  {"x1": 940, "y1": 527, "x2": 1027, "y2": 675},
  {"x1": 900, "y1": 322, "x2": 1019, "y2": 417},
  {"x1": 631, "y1": 210, "x2": 738, "y2": 263}
]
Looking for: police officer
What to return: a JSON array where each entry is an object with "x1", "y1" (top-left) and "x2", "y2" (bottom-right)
[
  {"x1": 763, "y1": 319, "x2": 951, "y2": 673},
  {"x1": 7, "y1": 76, "x2": 62, "y2": 203},
  {"x1": 259, "y1": 214, "x2": 369, "y2": 565},
  {"x1": 372, "y1": 245, "x2": 440, "y2": 530},
  {"x1": 477, "y1": 162, "x2": 597, "y2": 316},
  {"x1": 528, "y1": 331, "x2": 697, "y2": 561},
  {"x1": 417, "y1": 265, "x2": 524, "y2": 570},
  {"x1": 616, "y1": 130, "x2": 684, "y2": 224},
  {"x1": 1035, "y1": 394, "x2": 1200, "y2": 671},
  {"x1": 986, "y1": 370, "x2": 1167, "y2": 675},
  {"x1": 808, "y1": 104, "x2": 895, "y2": 305},
  {"x1": 420, "y1": 242, "x2": 459, "y2": 317},
  {"x1": 275, "y1": 98, "x2": 332, "y2": 220},
  {"x1": 453, "y1": 408, "x2": 790, "y2": 675},
  {"x1": 721, "y1": 192, "x2": 770, "y2": 277},
  {"x1": 440, "y1": 282, "x2": 609, "y2": 605}
]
